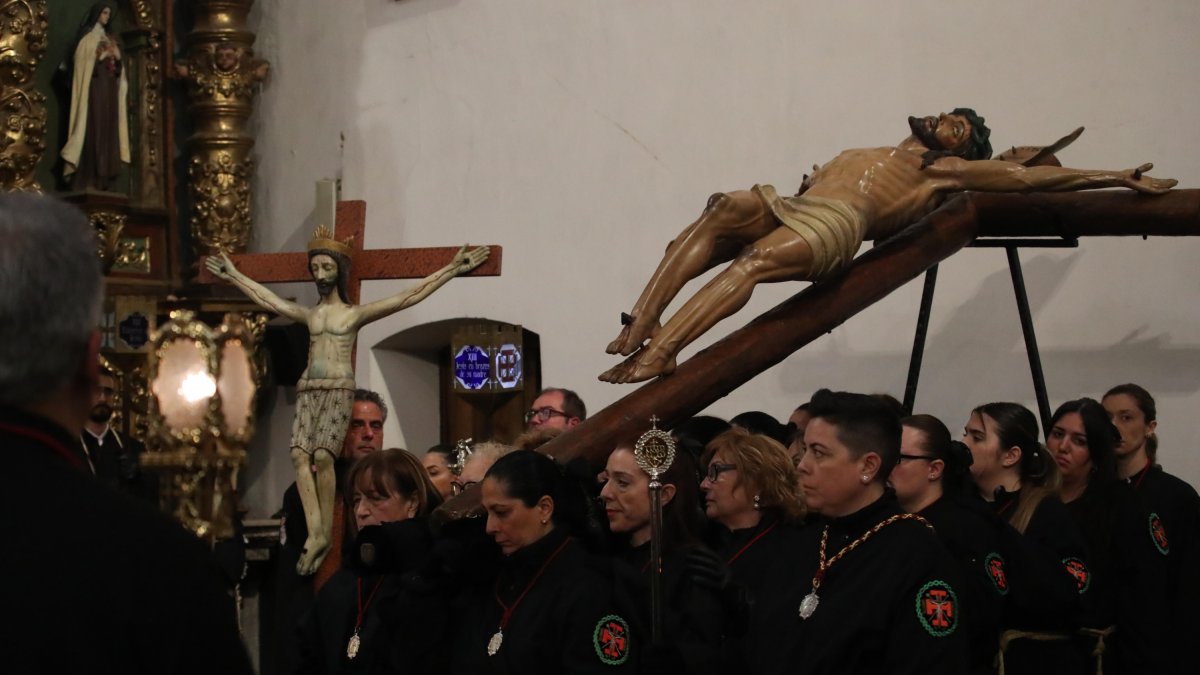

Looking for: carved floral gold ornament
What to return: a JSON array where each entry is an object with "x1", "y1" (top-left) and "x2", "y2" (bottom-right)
[
  {"x1": 189, "y1": 151, "x2": 253, "y2": 253},
  {"x1": 177, "y1": 2, "x2": 270, "y2": 255},
  {"x1": 91, "y1": 210, "x2": 127, "y2": 272},
  {"x1": 0, "y1": 0, "x2": 48, "y2": 191}
]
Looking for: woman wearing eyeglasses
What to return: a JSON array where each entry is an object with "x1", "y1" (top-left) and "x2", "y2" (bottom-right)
[
  {"x1": 452, "y1": 450, "x2": 636, "y2": 673},
  {"x1": 699, "y1": 428, "x2": 807, "y2": 674},
  {"x1": 296, "y1": 448, "x2": 446, "y2": 675},
  {"x1": 1047, "y1": 398, "x2": 1171, "y2": 674},
  {"x1": 890, "y1": 414, "x2": 1011, "y2": 674}
]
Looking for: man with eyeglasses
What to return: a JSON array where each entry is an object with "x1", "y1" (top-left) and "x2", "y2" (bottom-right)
[{"x1": 524, "y1": 387, "x2": 586, "y2": 431}]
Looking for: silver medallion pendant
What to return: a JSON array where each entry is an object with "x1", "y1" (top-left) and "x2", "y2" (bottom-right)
[
  {"x1": 487, "y1": 629, "x2": 504, "y2": 656},
  {"x1": 798, "y1": 591, "x2": 820, "y2": 620},
  {"x1": 346, "y1": 630, "x2": 362, "y2": 659}
]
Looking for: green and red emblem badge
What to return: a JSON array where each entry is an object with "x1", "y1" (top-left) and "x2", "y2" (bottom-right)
[
  {"x1": 915, "y1": 580, "x2": 958, "y2": 637},
  {"x1": 593, "y1": 614, "x2": 630, "y2": 665},
  {"x1": 1063, "y1": 557, "x2": 1091, "y2": 594},
  {"x1": 984, "y1": 552, "x2": 1009, "y2": 595},
  {"x1": 1149, "y1": 513, "x2": 1170, "y2": 555}
]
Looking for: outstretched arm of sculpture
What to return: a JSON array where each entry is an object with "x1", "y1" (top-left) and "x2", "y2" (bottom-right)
[
  {"x1": 355, "y1": 245, "x2": 490, "y2": 324},
  {"x1": 930, "y1": 158, "x2": 1177, "y2": 194},
  {"x1": 204, "y1": 253, "x2": 309, "y2": 323}
]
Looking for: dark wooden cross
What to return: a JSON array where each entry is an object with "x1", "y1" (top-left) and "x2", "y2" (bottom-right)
[
  {"x1": 197, "y1": 199, "x2": 502, "y2": 304},
  {"x1": 530, "y1": 189, "x2": 1200, "y2": 467}
]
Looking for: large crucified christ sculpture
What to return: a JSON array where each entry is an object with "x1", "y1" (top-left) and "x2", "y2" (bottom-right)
[
  {"x1": 206, "y1": 228, "x2": 488, "y2": 573},
  {"x1": 600, "y1": 108, "x2": 1176, "y2": 384}
]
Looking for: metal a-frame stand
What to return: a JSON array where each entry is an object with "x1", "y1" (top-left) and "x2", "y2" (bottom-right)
[{"x1": 901, "y1": 236, "x2": 1080, "y2": 431}]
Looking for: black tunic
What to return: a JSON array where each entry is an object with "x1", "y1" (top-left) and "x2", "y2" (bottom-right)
[
  {"x1": 709, "y1": 515, "x2": 811, "y2": 675},
  {"x1": 767, "y1": 496, "x2": 968, "y2": 675},
  {"x1": 1065, "y1": 481, "x2": 1172, "y2": 675},
  {"x1": 918, "y1": 496, "x2": 1011, "y2": 674},
  {"x1": 986, "y1": 488, "x2": 1093, "y2": 672},
  {"x1": 452, "y1": 528, "x2": 636, "y2": 674},
  {"x1": 1124, "y1": 462, "x2": 1200, "y2": 672},
  {"x1": 990, "y1": 488, "x2": 1087, "y2": 628},
  {"x1": 0, "y1": 407, "x2": 252, "y2": 675},
  {"x1": 295, "y1": 519, "x2": 449, "y2": 675},
  {"x1": 611, "y1": 542, "x2": 730, "y2": 674}
]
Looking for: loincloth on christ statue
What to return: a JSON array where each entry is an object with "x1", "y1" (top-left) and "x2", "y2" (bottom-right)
[
  {"x1": 751, "y1": 184, "x2": 865, "y2": 277},
  {"x1": 291, "y1": 378, "x2": 356, "y2": 459}
]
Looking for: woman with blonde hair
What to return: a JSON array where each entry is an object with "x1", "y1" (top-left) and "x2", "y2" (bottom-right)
[
  {"x1": 962, "y1": 402, "x2": 1088, "y2": 672},
  {"x1": 700, "y1": 428, "x2": 806, "y2": 673}
]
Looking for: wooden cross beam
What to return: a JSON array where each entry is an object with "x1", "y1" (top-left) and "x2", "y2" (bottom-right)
[
  {"x1": 196, "y1": 200, "x2": 502, "y2": 303},
  {"x1": 533, "y1": 188, "x2": 1200, "y2": 469}
]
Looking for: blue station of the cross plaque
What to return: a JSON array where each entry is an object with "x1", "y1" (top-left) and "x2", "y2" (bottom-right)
[
  {"x1": 454, "y1": 345, "x2": 490, "y2": 390},
  {"x1": 119, "y1": 312, "x2": 150, "y2": 350}
]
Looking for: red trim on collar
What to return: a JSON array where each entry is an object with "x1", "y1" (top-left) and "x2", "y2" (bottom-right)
[{"x1": 0, "y1": 421, "x2": 86, "y2": 470}]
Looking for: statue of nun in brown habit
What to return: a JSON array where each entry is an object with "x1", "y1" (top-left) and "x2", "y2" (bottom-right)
[{"x1": 60, "y1": 2, "x2": 130, "y2": 192}]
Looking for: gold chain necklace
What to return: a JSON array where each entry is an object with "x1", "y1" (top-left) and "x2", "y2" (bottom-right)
[{"x1": 798, "y1": 513, "x2": 933, "y2": 619}]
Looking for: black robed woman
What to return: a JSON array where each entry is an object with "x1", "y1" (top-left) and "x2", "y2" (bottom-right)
[
  {"x1": 1102, "y1": 383, "x2": 1200, "y2": 672},
  {"x1": 699, "y1": 428, "x2": 807, "y2": 674},
  {"x1": 961, "y1": 402, "x2": 1087, "y2": 671},
  {"x1": 890, "y1": 415, "x2": 1011, "y2": 674},
  {"x1": 601, "y1": 442, "x2": 736, "y2": 674},
  {"x1": 1047, "y1": 398, "x2": 1171, "y2": 675},
  {"x1": 296, "y1": 449, "x2": 445, "y2": 675},
  {"x1": 777, "y1": 390, "x2": 967, "y2": 675},
  {"x1": 452, "y1": 450, "x2": 635, "y2": 674}
]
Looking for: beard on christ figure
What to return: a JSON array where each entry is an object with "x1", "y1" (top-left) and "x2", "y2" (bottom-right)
[
  {"x1": 206, "y1": 225, "x2": 489, "y2": 574},
  {"x1": 600, "y1": 108, "x2": 1176, "y2": 384}
]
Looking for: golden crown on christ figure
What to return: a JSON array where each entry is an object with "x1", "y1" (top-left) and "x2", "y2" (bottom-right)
[{"x1": 307, "y1": 223, "x2": 354, "y2": 258}]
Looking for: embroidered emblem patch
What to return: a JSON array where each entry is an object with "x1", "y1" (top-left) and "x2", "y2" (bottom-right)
[
  {"x1": 984, "y1": 552, "x2": 1009, "y2": 595},
  {"x1": 1063, "y1": 557, "x2": 1090, "y2": 594},
  {"x1": 915, "y1": 580, "x2": 958, "y2": 637},
  {"x1": 1149, "y1": 513, "x2": 1170, "y2": 555},
  {"x1": 593, "y1": 614, "x2": 630, "y2": 665}
]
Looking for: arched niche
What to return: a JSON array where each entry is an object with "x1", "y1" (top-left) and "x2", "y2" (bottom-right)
[{"x1": 370, "y1": 318, "x2": 541, "y2": 455}]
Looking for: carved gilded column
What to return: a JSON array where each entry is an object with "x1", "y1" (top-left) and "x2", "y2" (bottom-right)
[
  {"x1": 0, "y1": 0, "x2": 48, "y2": 191},
  {"x1": 124, "y1": 1, "x2": 166, "y2": 207},
  {"x1": 177, "y1": 0, "x2": 268, "y2": 255}
]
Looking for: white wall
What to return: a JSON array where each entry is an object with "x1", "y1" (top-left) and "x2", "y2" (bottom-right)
[{"x1": 242, "y1": 0, "x2": 1200, "y2": 515}]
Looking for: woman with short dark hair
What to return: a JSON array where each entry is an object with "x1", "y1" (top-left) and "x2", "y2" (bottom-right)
[{"x1": 775, "y1": 390, "x2": 968, "y2": 673}]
